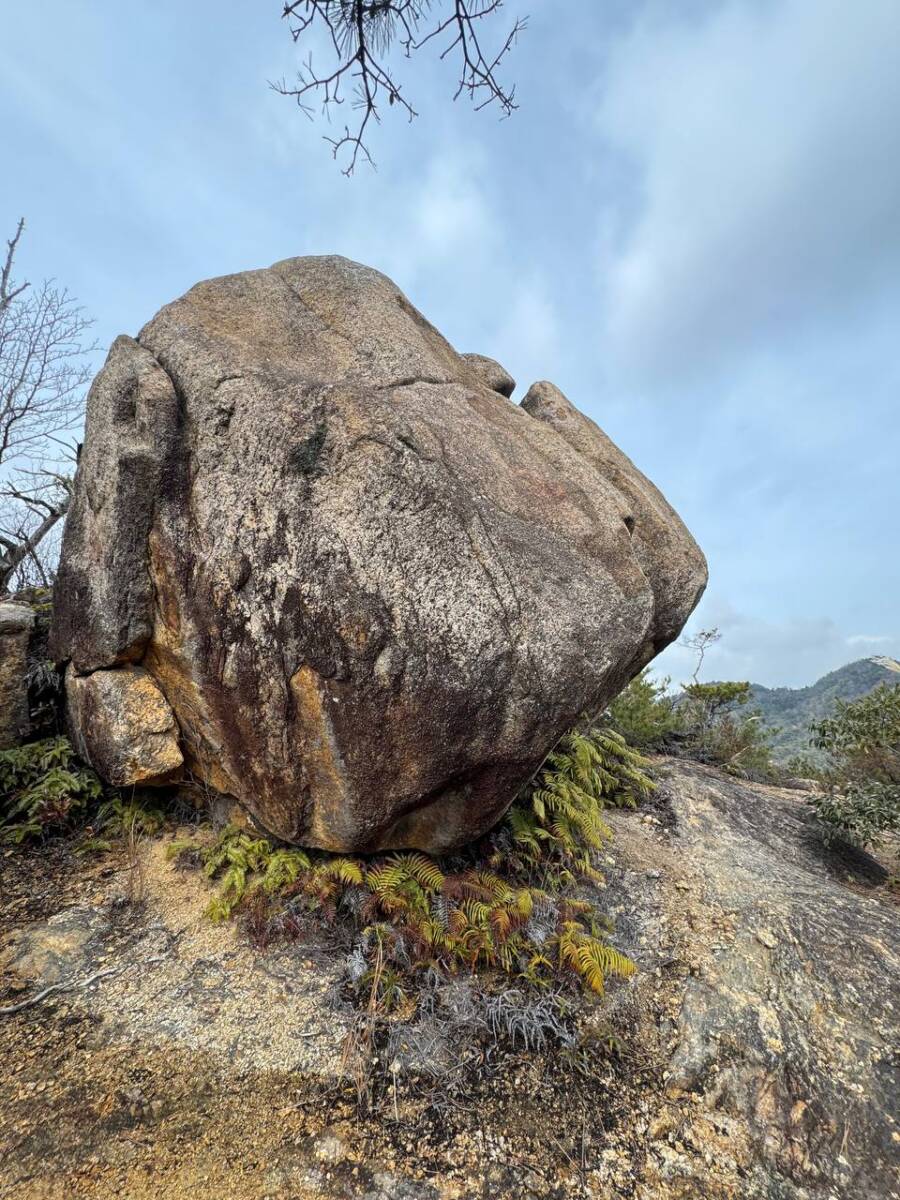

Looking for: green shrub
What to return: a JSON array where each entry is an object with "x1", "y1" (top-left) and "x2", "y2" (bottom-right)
[
  {"x1": 606, "y1": 669, "x2": 679, "y2": 751},
  {"x1": 0, "y1": 736, "x2": 102, "y2": 844},
  {"x1": 171, "y1": 726, "x2": 654, "y2": 1000},
  {"x1": 808, "y1": 780, "x2": 899, "y2": 851},
  {"x1": 783, "y1": 753, "x2": 828, "y2": 783},
  {"x1": 681, "y1": 679, "x2": 752, "y2": 728},
  {"x1": 811, "y1": 683, "x2": 900, "y2": 781},
  {"x1": 808, "y1": 684, "x2": 900, "y2": 854},
  {"x1": 607, "y1": 670, "x2": 779, "y2": 780},
  {"x1": 678, "y1": 681, "x2": 778, "y2": 780},
  {"x1": 691, "y1": 709, "x2": 777, "y2": 779},
  {"x1": 0, "y1": 736, "x2": 169, "y2": 850}
]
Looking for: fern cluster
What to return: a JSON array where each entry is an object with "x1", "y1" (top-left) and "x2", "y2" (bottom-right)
[
  {"x1": 175, "y1": 726, "x2": 652, "y2": 1000},
  {"x1": 78, "y1": 791, "x2": 171, "y2": 854},
  {"x1": 0, "y1": 736, "x2": 102, "y2": 844},
  {"x1": 0, "y1": 735, "x2": 174, "y2": 850},
  {"x1": 171, "y1": 829, "x2": 364, "y2": 922},
  {"x1": 507, "y1": 727, "x2": 655, "y2": 876},
  {"x1": 182, "y1": 826, "x2": 634, "y2": 996}
]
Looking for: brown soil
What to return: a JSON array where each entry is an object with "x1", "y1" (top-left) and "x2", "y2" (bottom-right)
[{"x1": 0, "y1": 833, "x2": 675, "y2": 1200}]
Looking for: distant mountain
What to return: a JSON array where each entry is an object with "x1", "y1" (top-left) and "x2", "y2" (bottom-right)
[{"x1": 749, "y1": 656, "x2": 900, "y2": 761}]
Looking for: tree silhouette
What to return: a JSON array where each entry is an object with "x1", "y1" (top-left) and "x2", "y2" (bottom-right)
[{"x1": 275, "y1": 1, "x2": 526, "y2": 173}]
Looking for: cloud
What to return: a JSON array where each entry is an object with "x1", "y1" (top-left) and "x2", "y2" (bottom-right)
[
  {"x1": 484, "y1": 280, "x2": 562, "y2": 395},
  {"x1": 412, "y1": 155, "x2": 494, "y2": 255},
  {"x1": 653, "y1": 593, "x2": 900, "y2": 689},
  {"x1": 595, "y1": 0, "x2": 900, "y2": 381}
]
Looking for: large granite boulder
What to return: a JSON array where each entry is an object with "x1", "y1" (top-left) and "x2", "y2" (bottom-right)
[{"x1": 51, "y1": 257, "x2": 706, "y2": 851}]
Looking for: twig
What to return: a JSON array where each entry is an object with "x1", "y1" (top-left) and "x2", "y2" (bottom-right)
[
  {"x1": 275, "y1": 1, "x2": 524, "y2": 173},
  {"x1": 0, "y1": 965, "x2": 119, "y2": 1016},
  {"x1": 0, "y1": 218, "x2": 29, "y2": 313}
]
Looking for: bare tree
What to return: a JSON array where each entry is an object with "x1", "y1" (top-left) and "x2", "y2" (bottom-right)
[
  {"x1": 680, "y1": 627, "x2": 722, "y2": 685},
  {"x1": 0, "y1": 220, "x2": 93, "y2": 594},
  {"x1": 275, "y1": 0, "x2": 526, "y2": 173},
  {"x1": 0, "y1": 469, "x2": 74, "y2": 593}
]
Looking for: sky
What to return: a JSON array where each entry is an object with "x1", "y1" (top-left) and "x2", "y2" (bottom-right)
[{"x1": 2, "y1": 0, "x2": 898, "y2": 688}]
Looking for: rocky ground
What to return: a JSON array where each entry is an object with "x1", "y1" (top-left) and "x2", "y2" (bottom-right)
[{"x1": 1, "y1": 759, "x2": 897, "y2": 1200}]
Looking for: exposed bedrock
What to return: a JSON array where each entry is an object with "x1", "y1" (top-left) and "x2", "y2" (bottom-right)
[{"x1": 51, "y1": 256, "x2": 706, "y2": 851}]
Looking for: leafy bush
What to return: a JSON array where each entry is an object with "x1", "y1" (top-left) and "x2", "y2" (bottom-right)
[
  {"x1": 0, "y1": 734, "x2": 169, "y2": 851},
  {"x1": 678, "y1": 681, "x2": 778, "y2": 780},
  {"x1": 606, "y1": 669, "x2": 680, "y2": 751},
  {"x1": 808, "y1": 780, "x2": 899, "y2": 851},
  {"x1": 681, "y1": 679, "x2": 752, "y2": 728},
  {"x1": 783, "y1": 753, "x2": 827, "y2": 783},
  {"x1": 171, "y1": 726, "x2": 653, "y2": 1001},
  {"x1": 811, "y1": 683, "x2": 900, "y2": 779},
  {"x1": 607, "y1": 669, "x2": 779, "y2": 779},
  {"x1": 604, "y1": 631, "x2": 783, "y2": 781},
  {"x1": 0, "y1": 736, "x2": 102, "y2": 844},
  {"x1": 807, "y1": 683, "x2": 900, "y2": 853}
]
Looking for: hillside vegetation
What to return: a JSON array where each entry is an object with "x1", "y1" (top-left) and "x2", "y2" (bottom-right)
[{"x1": 749, "y1": 656, "x2": 900, "y2": 760}]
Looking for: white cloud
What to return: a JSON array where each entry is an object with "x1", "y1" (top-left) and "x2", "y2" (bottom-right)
[
  {"x1": 653, "y1": 593, "x2": 900, "y2": 689},
  {"x1": 412, "y1": 154, "x2": 494, "y2": 254},
  {"x1": 596, "y1": 0, "x2": 900, "y2": 380},
  {"x1": 652, "y1": 588, "x2": 900, "y2": 686}
]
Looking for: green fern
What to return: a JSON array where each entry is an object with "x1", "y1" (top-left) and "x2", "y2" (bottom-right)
[
  {"x1": 260, "y1": 847, "x2": 312, "y2": 893},
  {"x1": 175, "y1": 722, "x2": 648, "y2": 1001},
  {"x1": 320, "y1": 856, "x2": 365, "y2": 885},
  {"x1": 0, "y1": 737, "x2": 102, "y2": 844},
  {"x1": 197, "y1": 825, "x2": 275, "y2": 918},
  {"x1": 506, "y1": 726, "x2": 654, "y2": 872},
  {"x1": 557, "y1": 919, "x2": 636, "y2": 995},
  {"x1": 93, "y1": 792, "x2": 168, "y2": 840}
]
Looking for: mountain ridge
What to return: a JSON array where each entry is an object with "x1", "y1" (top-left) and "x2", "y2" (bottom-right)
[{"x1": 748, "y1": 655, "x2": 900, "y2": 760}]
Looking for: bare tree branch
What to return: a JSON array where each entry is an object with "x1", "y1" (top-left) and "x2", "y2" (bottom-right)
[
  {"x1": 0, "y1": 221, "x2": 92, "y2": 593},
  {"x1": 0, "y1": 966, "x2": 119, "y2": 1017},
  {"x1": 274, "y1": 1, "x2": 525, "y2": 174},
  {"x1": 0, "y1": 219, "x2": 29, "y2": 315},
  {"x1": 0, "y1": 470, "x2": 73, "y2": 594}
]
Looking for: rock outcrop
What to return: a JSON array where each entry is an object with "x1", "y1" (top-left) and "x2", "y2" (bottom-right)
[
  {"x1": 51, "y1": 256, "x2": 706, "y2": 851},
  {"x1": 603, "y1": 760, "x2": 899, "y2": 1200},
  {"x1": 0, "y1": 603, "x2": 34, "y2": 750},
  {"x1": 64, "y1": 665, "x2": 183, "y2": 787}
]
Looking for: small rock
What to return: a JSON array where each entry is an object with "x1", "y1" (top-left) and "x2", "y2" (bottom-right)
[{"x1": 314, "y1": 1133, "x2": 346, "y2": 1164}]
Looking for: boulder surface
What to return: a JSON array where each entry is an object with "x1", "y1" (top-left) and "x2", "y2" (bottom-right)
[
  {"x1": 0, "y1": 603, "x2": 34, "y2": 750},
  {"x1": 64, "y1": 665, "x2": 183, "y2": 787},
  {"x1": 51, "y1": 257, "x2": 706, "y2": 850}
]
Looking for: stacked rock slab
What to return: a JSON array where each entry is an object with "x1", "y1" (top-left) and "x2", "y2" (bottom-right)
[
  {"x1": 51, "y1": 257, "x2": 707, "y2": 852},
  {"x1": 0, "y1": 602, "x2": 35, "y2": 750}
]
